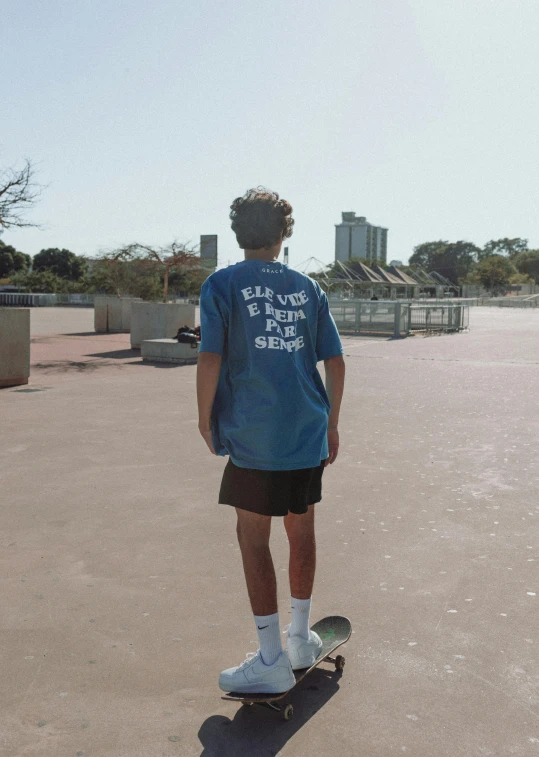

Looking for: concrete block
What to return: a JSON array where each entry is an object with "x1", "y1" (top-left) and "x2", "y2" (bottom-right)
[
  {"x1": 0, "y1": 308, "x2": 30, "y2": 387},
  {"x1": 94, "y1": 296, "x2": 142, "y2": 333},
  {"x1": 141, "y1": 338, "x2": 199, "y2": 364},
  {"x1": 131, "y1": 302, "x2": 196, "y2": 349}
]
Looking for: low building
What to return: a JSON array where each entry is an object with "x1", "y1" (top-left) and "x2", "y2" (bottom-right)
[{"x1": 314, "y1": 260, "x2": 458, "y2": 299}]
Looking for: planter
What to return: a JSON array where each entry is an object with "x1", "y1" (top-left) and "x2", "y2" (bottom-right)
[
  {"x1": 130, "y1": 302, "x2": 196, "y2": 349},
  {"x1": 141, "y1": 338, "x2": 199, "y2": 364},
  {"x1": 94, "y1": 296, "x2": 142, "y2": 333},
  {"x1": 0, "y1": 308, "x2": 30, "y2": 387}
]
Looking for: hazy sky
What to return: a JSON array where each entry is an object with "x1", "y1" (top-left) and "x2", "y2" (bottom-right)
[{"x1": 3, "y1": 0, "x2": 538, "y2": 270}]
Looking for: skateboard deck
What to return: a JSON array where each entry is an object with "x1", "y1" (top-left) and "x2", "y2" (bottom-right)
[{"x1": 221, "y1": 615, "x2": 351, "y2": 720}]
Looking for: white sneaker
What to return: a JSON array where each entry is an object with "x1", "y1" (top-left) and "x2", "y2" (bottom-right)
[
  {"x1": 285, "y1": 628, "x2": 323, "y2": 670},
  {"x1": 219, "y1": 649, "x2": 295, "y2": 694}
]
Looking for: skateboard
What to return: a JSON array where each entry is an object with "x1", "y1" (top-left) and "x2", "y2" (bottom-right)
[{"x1": 221, "y1": 615, "x2": 351, "y2": 720}]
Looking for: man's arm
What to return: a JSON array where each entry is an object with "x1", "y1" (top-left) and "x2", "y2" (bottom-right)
[
  {"x1": 196, "y1": 351, "x2": 222, "y2": 454},
  {"x1": 324, "y1": 354, "x2": 345, "y2": 466}
]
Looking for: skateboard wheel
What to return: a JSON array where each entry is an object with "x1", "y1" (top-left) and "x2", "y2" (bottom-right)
[
  {"x1": 283, "y1": 704, "x2": 294, "y2": 721},
  {"x1": 335, "y1": 655, "x2": 345, "y2": 672}
]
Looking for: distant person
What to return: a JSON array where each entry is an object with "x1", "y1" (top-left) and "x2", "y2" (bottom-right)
[
  {"x1": 370, "y1": 293, "x2": 379, "y2": 300},
  {"x1": 196, "y1": 187, "x2": 345, "y2": 694}
]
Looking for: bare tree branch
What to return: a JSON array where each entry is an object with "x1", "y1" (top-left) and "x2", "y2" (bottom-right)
[{"x1": 0, "y1": 159, "x2": 44, "y2": 230}]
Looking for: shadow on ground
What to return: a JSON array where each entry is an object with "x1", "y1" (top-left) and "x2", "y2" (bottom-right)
[
  {"x1": 60, "y1": 331, "x2": 110, "y2": 337},
  {"x1": 198, "y1": 668, "x2": 342, "y2": 757},
  {"x1": 85, "y1": 349, "x2": 140, "y2": 360},
  {"x1": 32, "y1": 360, "x2": 125, "y2": 374},
  {"x1": 32, "y1": 356, "x2": 193, "y2": 373},
  {"x1": 126, "y1": 360, "x2": 194, "y2": 369},
  {"x1": 86, "y1": 348, "x2": 196, "y2": 367}
]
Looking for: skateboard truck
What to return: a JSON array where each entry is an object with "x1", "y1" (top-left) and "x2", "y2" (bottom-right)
[
  {"x1": 243, "y1": 654, "x2": 346, "y2": 720},
  {"x1": 223, "y1": 617, "x2": 350, "y2": 721}
]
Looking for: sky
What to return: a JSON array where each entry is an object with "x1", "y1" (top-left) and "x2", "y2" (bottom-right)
[{"x1": 3, "y1": 0, "x2": 539, "y2": 271}]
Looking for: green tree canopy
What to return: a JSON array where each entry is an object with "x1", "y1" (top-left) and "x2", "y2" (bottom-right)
[
  {"x1": 11, "y1": 269, "x2": 70, "y2": 293},
  {"x1": 88, "y1": 258, "x2": 169, "y2": 300},
  {"x1": 409, "y1": 241, "x2": 480, "y2": 284},
  {"x1": 33, "y1": 248, "x2": 88, "y2": 280},
  {"x1": 168, "y1": 266, "x2": 210, "y2": 296},
  {"x1": 0, "y1": 240, "x2": 31, "y2": 278},
  {"x1": 479, "y1": 237, "x2": 528, "y2": 261},
  {"x1": 408, "y1": 241, "x2": 449, "y2": 269},
  {"x1": 98, "y1": 241, "x2": 203, "y2": 302},
  {"x1": 476, "y1": 255, "x2": 516, "y2": 294},
  {"x1": 88, "y1": 258, "x2": 134, "y2": 296},
  {"x1": 512, "y1": 249, "x2": 539, "y2": 284}
]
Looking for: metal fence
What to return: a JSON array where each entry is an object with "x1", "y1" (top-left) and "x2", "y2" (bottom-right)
[
  {"x1": 0, "y1": 293, "x2": 95, "y2": 307},
  {"x1": 477, "y1": 296, "x2": 539, "y2": 308},
  {"x1": 0, "y1": 293, "x2": 201, "y2": 307},
  {"x1": 329, "y1": 300, "x2": 469, "y2": 337},
  {"x1": 329, "y1": 301, "x2": 409, "y2": 337},
  {"x1": 408, "y1": 304, "x2": 469, "y2": 333}
]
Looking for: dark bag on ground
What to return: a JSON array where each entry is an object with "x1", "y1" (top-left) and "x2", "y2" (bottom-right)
[{"x1": 175, "y1": 325, "x2": 199, "y2": 348}]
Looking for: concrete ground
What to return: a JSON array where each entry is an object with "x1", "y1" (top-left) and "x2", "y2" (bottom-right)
[{"x1": 2, "y1": 306, "x2": 539, "y2": 757}]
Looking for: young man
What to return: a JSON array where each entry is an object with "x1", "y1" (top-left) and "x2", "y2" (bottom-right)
[{"x1": 197, "y1": 187, "x2": 345, "y2": 694}]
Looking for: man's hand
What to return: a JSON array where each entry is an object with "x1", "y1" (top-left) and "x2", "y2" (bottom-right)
[
  {"x1": 199, "y1": 424, "x2": 216, "y2": 455},
  {"x1": 325, "y1": 427, "x2": 339, "y2": 466}
]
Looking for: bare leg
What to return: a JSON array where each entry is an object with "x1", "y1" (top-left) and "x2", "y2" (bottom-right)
[
  {"x1": 235, "y1": 508, "x2": 277, "y2": 616},
  {"x1": 283, "y1": 505, "x2": 316, "y2": 599}
]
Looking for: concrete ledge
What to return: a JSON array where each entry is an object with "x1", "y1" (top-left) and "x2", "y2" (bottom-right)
[
  {"x1": 141, "y1": 338, "x2": 199, "y2": 364},
  {"x1": 0, "y1": 377, "x2": 29, "y2": 387},
  {"x1": 94, "y1": 296, "x2": 142, "y2": 333},
  {"x1": 131, "y1": 302, "x2": 196, "y2": 349},
  {"x1": 0, "y1": 307, "x2": 30, "y2": 387}
]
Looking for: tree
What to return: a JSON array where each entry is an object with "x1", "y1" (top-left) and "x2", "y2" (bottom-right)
[
  {"x1": 0, "y1": 159, "x2": 43, "y2": 230},
  {"x1": 480, "y1": 237, "x2": 528, "y2": 261},
  {"x1": 513, "y1": 250, "x2": 539, "y2": 284},
  {"x1": 409, "y1": 241, "x2": 479, "y2": 283},
  {"x1": 509, "y1": 272, "x2": 532, "y2": 285},
  {"x1": 33, "y1": 248, "x2": 88, "y2": 280},
  {"x1": 0, "y1": 240, "x2": 30, "y2": 278},
  {"x1": 409, "y1": 241, "x2": 449, "y2": 269},
  {"x1": 460, "y1": 269, "x2": 482, "y2": 286},
  {"x1": 87, "y1": 257, "x2": 166, "y2": 300},
  {"x1": 99, "y1": 241, "x2": 203, "y2": 302},
  {"x1": 476, "y1": 255, "x2": 515, "y2": 294},
  {"x1": 168, "y1": 265, "x2": 210, "y2": 296},
  {"x1": 88, "y1": 257, "x2": 134, "y2": 295},
  {"x1": 11, "y1": 269, "x2": 70, "y2": 293}
]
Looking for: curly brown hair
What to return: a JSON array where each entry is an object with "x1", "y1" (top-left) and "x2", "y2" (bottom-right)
[{"x1": 229, "y1": 187, "x2": 294, "y2": 250}]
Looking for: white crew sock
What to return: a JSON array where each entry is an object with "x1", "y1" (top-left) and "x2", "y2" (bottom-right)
[
  {"x1": 289, "y1": 596, "x2": 312, "y2": 639},
  {"x1": 254, "y1": 612, "x2": 282, "y2": 666}
]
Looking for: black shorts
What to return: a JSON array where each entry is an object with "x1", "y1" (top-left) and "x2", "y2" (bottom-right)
[{"x1": 219, "y1": 459, "x2": 326, "y2": 517}]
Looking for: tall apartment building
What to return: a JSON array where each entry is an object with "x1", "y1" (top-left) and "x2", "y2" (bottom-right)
[
  {"x1": 200, "y1": 235, "x2": 218, "y2": 271},
  {"x1": 335, "y1": 212, "x2": 388, "y2": 264}
]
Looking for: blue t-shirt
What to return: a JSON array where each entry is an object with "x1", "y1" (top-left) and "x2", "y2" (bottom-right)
[{"x1": 199, "y1": 260, "x2": 343, "y2": 470}]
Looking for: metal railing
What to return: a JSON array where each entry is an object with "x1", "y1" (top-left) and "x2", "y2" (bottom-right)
[
  {"x1": 0, "y1": 292, "x2": 201, "y2": 307},
  {"x1": 329, "y1": 301, "x2": 409, "y2": 337},
  {"x1": 0, "y1": 293, "x2": 95, "y2": 307},
  {"x1": 408, "y1": 304, "x2": 469, "y2": 333},
  {"x1": 476, "y1": 295, "x2": 539, "y2": 308},
  {"x1": 329, "y1": 300, "x2": 469, "y2": 337}
]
